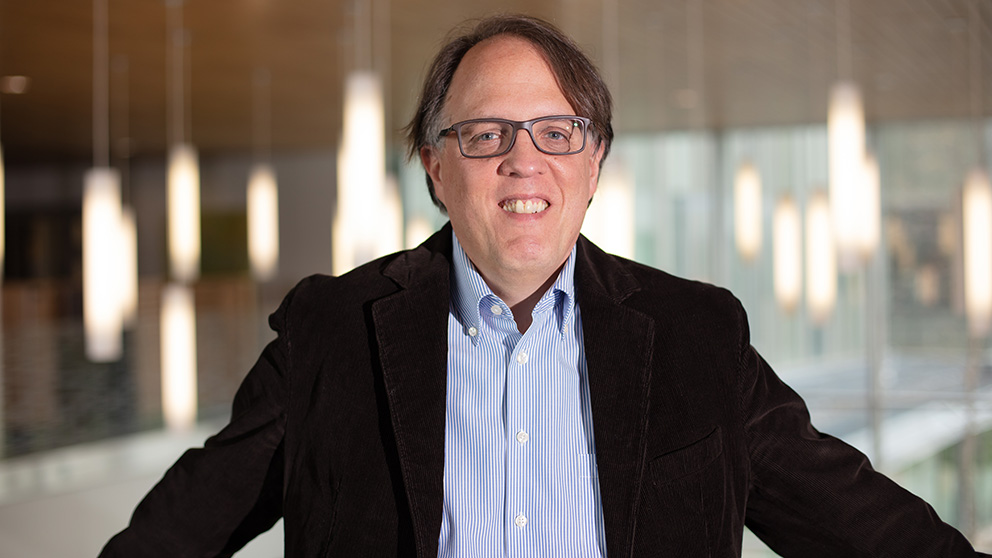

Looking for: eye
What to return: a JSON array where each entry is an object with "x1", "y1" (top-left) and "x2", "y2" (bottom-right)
[
  {"x1": 474, "y1": 131, "x2": 501, "y2": 142},
  {"x1": 460, "y1": 122, "x2": 505, "y2": 145},
  {"x1": 538, "y1": 125, "x2": 572, "y2": 143}
]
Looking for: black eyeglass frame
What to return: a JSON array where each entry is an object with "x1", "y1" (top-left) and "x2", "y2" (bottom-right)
[{"x1": 438, "y1": 115, "x2": 592, "y2": 159}]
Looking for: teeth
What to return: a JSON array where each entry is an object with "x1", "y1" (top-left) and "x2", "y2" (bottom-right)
[{"x1": 501, "y1": 199, "x2": 549, "y2": 214}]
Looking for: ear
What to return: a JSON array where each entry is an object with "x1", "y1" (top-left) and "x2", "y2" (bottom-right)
[
  {"x1": 587, "y1": 142, "x2": 605, "y2": 199},
  {"x1": 420, "y1": 145, "x2": 447, "y2": 205}
]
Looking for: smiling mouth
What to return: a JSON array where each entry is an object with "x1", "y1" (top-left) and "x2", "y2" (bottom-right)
[{"x1": 500, "y1": 199, "x2": 549, "y2": 214}]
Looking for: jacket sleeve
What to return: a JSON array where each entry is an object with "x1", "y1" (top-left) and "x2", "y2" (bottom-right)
[
  {"x1": 98, "y1": 285, "x2": 297, "y2": 558},
  {"x1": 735, "y1": 302, "x2": 987, "y2": 557}
]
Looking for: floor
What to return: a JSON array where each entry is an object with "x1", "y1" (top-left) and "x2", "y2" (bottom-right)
[
  {"x1": 2, "y1": 369, "x2": 991, "y2": 557},
  {"x1": 0, "y1": 422, "x2": 283, "y2": 558}
]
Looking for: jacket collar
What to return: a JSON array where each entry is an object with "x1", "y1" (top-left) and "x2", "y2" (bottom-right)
[{"x1": 373, "y1": 225, "x2": 654, "y2": 558}]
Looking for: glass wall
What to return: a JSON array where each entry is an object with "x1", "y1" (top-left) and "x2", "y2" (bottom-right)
[{"x1": 594, "y1": 117, "x2": 992, "y2": 550}]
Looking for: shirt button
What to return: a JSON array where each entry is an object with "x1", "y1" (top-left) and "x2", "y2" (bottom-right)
[
  {"x1": 516, "y1": 351, "x2": 528, "y2": 365},
  {"x1": 515, "y1": 430, "x2": 529, "y2": 445},
  {"x1": 514, "y1": 513, "x2": 528, "y2": 528},
  {"x1": 467, "y1": 326, "x2": 478, "y2": 337},
  {"x1": 490, "y1": 304, "x2": 503, "y2": 315}
]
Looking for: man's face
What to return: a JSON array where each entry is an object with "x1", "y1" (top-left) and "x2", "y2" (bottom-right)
[{"x1": 421, "y1": 36, "x2": 603, "y2": 291}]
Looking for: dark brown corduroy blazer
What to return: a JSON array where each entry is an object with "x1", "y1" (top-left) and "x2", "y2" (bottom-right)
[{"x1": 101, "y1": 224, "x2": 985, "y2": 558}]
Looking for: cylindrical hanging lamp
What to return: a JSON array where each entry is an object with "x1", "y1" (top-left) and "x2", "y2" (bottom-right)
[
  {"x1": 83, "y1": 168, "x2": 124, "y2": 361},
  {"x1": 83, "y1": 0, "x2": 124, "y2": 362},
  {"x1": 247, "y1": 69, "x2": 279, "y2": 282},
  {"x1": 963, "y1": 169, "x2": 992, "y2": 337},
  {"x1": 773, "y1": 196, "x2": 802, "y2": 313},
  {"x1": 160, "y1": 284, "x2": 198, "y2": 431},
  {"x1": 806, "y1": 191, "x2": 837, "y2": 324},
  {"x1": 248, "y1": 163, "x2": 279, "y2": 281},
  {"x1": 734, "y1": 162, "x2": 762, "y2": 262},
  {"x1": 168, "y1": 143, "x2": 201, "y2": 282},
  {"x1": 827, "y1": 81, "x2": 866, "y2": 269},
  {"x1": 333, "y1": 71, "x2": 388, "y2": 274},
  {"x1": 332, "y1": 0, "x2": 402, "y2": 274},
  {"x1": 166, "y1": 0, "x2": 200, "y2": 283}
]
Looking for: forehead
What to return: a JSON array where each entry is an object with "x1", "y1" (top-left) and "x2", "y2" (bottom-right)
[{"x1": 444, "y1": 35, "x2": 573, "y2": 121}]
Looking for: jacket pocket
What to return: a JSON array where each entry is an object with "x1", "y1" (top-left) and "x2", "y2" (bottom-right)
[
  {"x1": 635, "y1": 426, "x2": 725, "y2": 558},
  {"x1": 649, "y1": 425, "x2": 723, "y2": 486}
]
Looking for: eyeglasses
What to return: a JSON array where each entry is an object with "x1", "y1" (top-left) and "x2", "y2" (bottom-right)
[{"x1": 438, "y1": 115, "x2": 591, "y2": 159}]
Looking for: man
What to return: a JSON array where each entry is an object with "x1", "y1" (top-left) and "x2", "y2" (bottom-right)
[{"x1": 102, "y1": 14, "x2": 986, "y2": 558}]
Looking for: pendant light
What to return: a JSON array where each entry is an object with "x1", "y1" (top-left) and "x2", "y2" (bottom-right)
[
  {"x1": 248, "y1": 165, "x2": 279, "y2": 281},
  {"x1": 166, "y1": 0, "x2": 200, "y2": 283},
  {"x1": 827, "y1": 81, "x2": 864, "y2": 267},
  {"x1": 828, "y1": 0, "x2": 871, "y2": 270},
  {"x1": 734, "y1": 161, "x2": 762, "y2": 262},
  {"x1": 963, "y1": 169, "x2": 992, "y2": 337},
  {"x1": 773, "y1": 195, "x2": 801, "y2": 313},
  {"x1": 963, "y1": 0, "x2": 991, "y2": 338},
  {"x1": 333, "y1": 0, "x2": 399, "y2": 275},
  {"x1": 333, "y1": 70, "x2": 386, "y2": 274},
  {"x1": 806, "y1": 190, "x2": 837, "y2": 324},
  {"x1": 160, "y1": 284, "x2": 197, "y2": 431},
  {"x1": 83, "y1": 0, "x2": 124, "y2": 361},
  {"x1": 248, "y1": 68, "x2": 279, "y2": 282}
]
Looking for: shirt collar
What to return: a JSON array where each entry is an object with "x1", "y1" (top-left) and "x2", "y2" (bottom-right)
[{"x1": 450, "y1": 230, "x2": 577, "y2": 340}]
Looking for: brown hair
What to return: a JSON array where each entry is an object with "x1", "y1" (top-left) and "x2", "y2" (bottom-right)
[{"x1": 405, "y1": 14, "x2": 614, "y2": 212}]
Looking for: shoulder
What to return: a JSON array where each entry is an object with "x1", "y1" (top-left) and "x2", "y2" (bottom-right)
[
  {"x1": 576, "y1": 236, "x2": 745, "y2": 330},
  {"x1": 271, "y1": 226, "x2": 454, "y2": 333}
]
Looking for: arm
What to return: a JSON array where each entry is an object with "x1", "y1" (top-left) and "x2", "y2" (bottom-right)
[
  {"x1": 99, "y1": 288, "x2": 296, "y2": 558},
  {"x1": 736, "y1": 304, "x2": 985, "y2": 557}
]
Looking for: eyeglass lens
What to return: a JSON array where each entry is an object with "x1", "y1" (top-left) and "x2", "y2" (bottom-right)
[{"x1": 457, "y1": 117, "x2": 585, "y2": 157}]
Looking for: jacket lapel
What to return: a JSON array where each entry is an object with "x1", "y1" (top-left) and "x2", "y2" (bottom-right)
[
  {"x1": 372, "y1": 229, "x2": 453, "y2": 558},
  {"x1": 576, "y1": 236, "x2": 655, "y2": 558}
]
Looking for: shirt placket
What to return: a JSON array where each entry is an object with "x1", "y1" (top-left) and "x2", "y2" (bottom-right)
[{"x1": 503, "y1": 306, "x2": 556, "y2": 556}]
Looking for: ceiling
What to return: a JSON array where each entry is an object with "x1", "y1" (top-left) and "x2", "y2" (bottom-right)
[{"x1": 0, "y1": 0, "x2": 989, "y2": 165}]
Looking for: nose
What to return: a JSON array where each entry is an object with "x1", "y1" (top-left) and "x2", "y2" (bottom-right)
[{"x1": 497, "y1": 128, "x2": 545, "y2": 178}]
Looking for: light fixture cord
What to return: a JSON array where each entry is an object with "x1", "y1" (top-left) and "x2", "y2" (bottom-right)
[
  {"x1": 969, "y1": 0, "x2": 985, "y2": 166},
  {"x1": 835, "y1": 0, "x2": 852, "y2": 82},
  {"x1": 167, "y1": 0, "x2": 185, "y2": 146},
  {"x1": 252, "y1": 67, "x2": 271, "y2": 164},
  {"x1": 686, "y1": 0, "x2": 705, "y2": 129},
  {"x1": 353, "y1": 0, "x2": 372, "y2": 72},
  {"x1": 602, "y1": 0, "x2": 620, "y2": 124},
  {"x1": 114, "y1": 55, "x2": 130, "y2": 204},
  {"x1": 93, "y1": 0, "x2": 110, "y2": 167}
]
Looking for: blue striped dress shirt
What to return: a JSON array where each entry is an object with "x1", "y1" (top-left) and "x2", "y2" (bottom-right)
[{"x1": 437, "y1": 232, "x2": 607, "y2": 558}]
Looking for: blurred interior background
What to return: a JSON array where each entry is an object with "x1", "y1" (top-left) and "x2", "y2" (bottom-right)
[{"x1": 0, "y1": 0, "x2": 991, "y2": 556}]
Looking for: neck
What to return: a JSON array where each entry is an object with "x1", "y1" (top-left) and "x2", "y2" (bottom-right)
[{"x1": 479, "y1": 265, "x2": 562, "y2": 334}]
